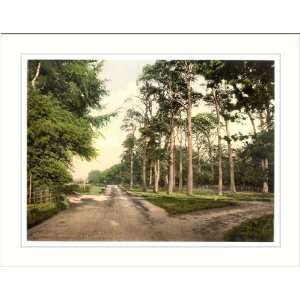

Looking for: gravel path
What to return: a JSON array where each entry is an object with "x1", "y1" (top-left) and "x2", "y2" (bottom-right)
[{"x1": 27, "y1": 185, "x2": 273, "y2": 241}]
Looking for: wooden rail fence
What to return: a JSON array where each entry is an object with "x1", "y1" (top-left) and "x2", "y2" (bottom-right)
[{"x1": 27, "y1": 188, "x2": 56, "y2": 204}]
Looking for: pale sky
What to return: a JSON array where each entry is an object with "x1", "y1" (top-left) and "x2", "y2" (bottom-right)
[
  {"x1": 72, "y1": 60, "x2": 154, "y2": 180},
  {"x1": 72, "y1": 60, "x2": 255, "y2": 181}
]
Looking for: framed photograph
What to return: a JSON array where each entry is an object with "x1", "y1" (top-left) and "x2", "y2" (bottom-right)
[{"x1": 0, "y1": 34, "x2": 299, "y2": 266}]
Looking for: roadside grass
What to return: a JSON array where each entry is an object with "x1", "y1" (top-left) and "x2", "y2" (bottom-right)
[
  {"x1": 129, "y1": 187, "x2": 273, "y2": 202},
  {"x1": 224, "y1": 214, "x2": 274, "y2": 242},
  {"x1": 223, "y1": 192, "x2": 273, "y2": 202},
  {"x1": 128, "y1": 190, "x2": 237, "y2": 215},
  {"x1": 27, "y1": 195, "x2": 70, "y2": 229},
  {"x1": 28, "y1": 202, "x2": 61, "y2": 229},
  {"x1": 127, "y1": 187, "x2": 273, "y2": 215}
]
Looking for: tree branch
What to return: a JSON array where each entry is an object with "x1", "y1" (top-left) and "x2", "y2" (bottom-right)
[{"x1": 31, "y1": 62, "x2": 41, "y2": 89}]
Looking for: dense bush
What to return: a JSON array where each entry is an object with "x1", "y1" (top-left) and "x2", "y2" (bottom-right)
[
  {"x1": 60, "y1": 183, "x2": 80, "y2": 194},
  {"x1": 57, "y1": 194, "x2": 70, "y2": 209}
]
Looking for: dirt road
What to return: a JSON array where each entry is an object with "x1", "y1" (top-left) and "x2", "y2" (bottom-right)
[{"x1": 28, "y1": 185, "x2": 273, "y2": 241}]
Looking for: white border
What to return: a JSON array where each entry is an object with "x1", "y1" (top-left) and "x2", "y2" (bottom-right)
[
  {"x1": 0, "y1": 34, "x2": 299, "y2": 266},
  {"x1": 21, "y1": 53, "x2": 280, "y2": 248}
]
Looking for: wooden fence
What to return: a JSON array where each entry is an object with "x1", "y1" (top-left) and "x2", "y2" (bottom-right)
[{"x1": 27, "y1": 188, "x2": 56, "y2": 204}]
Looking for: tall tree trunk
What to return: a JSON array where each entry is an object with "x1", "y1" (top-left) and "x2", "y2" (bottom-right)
[
  {"x1": 214, "y1": 96, "x2": 223, "y2": 195},
  {"x1": 29, "y1": 62, "x2": 40, "y2": 201},
  {"x1": 31, "y1": 62, "x2": 41, "y2": 89},
  {"x1": 262, "y1": 159, "x2": 269, "y2": 193},
  {"x1": 247, "y1": 111, "x2": 257, "y2": 136},
  {"x1": 259, "y1": 112, "x2": 269, "y2": 193},
  {"x1": 197, "y1": 147, "x2": 201, "y2": 189},
  {"x1": 153, "y1": 160, "x2": 157, "y2": 192},
  {"x1": 167, "y1": 130, "x2": 174, "y2": 194},
  {"x1": 130, "y1": 149, "x2": 134, "y2": 189},
  {"x1": 28, "y1": 172, "x2": 32, "y2": 203},
  {"x1": 225, "y1": 119, "x2": 236, "y2": 193},
  {"x1": 153, "y1": 159, "x2": 160, "y2": 193},
  {"x1": 173, "y1": 136, "x2": 176, "y2": 189},
  {"x1": 187, "y1": 76, "x2": 193, "y2": 195},
  {"x1": 179, "y1": 129, "x2": 183, "y2": 192},
  {"x1": 259, "y1": 112, "x2": 265, "y2": 130},
  {"x1": 149, "y1": 162, "x2": 153, "y2": 186},
  {"x1": 142, "y1": 145, "x2": 147, "y2": 192},
  {"x1": 206, "y1": 137, "x2": 214, "y2": 184}
]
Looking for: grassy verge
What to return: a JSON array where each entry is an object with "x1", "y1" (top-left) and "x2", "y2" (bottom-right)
[
  {"x1": 223, "y1": 192, "x2": 273, "y2": 202},
  {"x1": 224, "y1": 214, "x2": 274, "y2": 242},
  {"x1": 129, "y1": 190, "x2": 237, "y2": 215},
  {"x1": 27, "y1": 195, "x2": 70, "y2": 229},
  {"x1": 129, "y1": 187, "x2": 273, "y2": 202}
]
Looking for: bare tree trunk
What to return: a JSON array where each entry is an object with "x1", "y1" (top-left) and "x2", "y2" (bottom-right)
[
  {"x1": 263, "y1": 159, "x2": 269, "y2": 193},
  {"x1": 214, "y1": 96, "x2": 223, "y2": 195},
  {"x1": 225, "y1": 119, "x2": 236, "y2": 193},
  {"x1": 173, "y1": 136, "x2": 176, "y2": 189},
  {"x1": 165, "y1": 175, "x2": 168, "y2": 187},
  {"x1": 142, "y1": 146, "x2": 147, "y2": 192},
  {"x1": 28, "y1": 172, "x2": 32, "y2": 203},
  {"x1": 217, "y1": 132, "x2": 223, "y2": 195},
  {"x1": 153, "y1": 159, "x2": 160, "y2": 193},
  {"x1": 204, "y1": 134, "x2": 214, "y2": 184},
  {"x1": 247, "y1": 111, "x2": 257, "y2": 136},
  {"x1": 179, "y1": 129, "x2": 183, "y2": 192},
  {"x1": 187, "y1": 76, "x2": 193, "y2": 195},
  {"x1": 259, "y1": 111, "x2": 269, "y2": 193},
  {"x1": 259, "y1": 112, "x2": 265, "y2": 130},
  {"x1": 149, "y1": 162, "x2": 153, "y2": 186},
  {"x1": 167, "y1": 130, "x2": 174, "y2": 194},
  {"x1": 261, "y1": 159, "x2": 268, "y2": 193},
  {"x1": 31, "y1": 62, "x2": 41, "y2": 89},
  {"x1": 29, "y1": 62, "x2": 40, "y2": 202},
  {"x1": 153, "y1": 160, "x2": 157, "y2": 192},
  {"x1": 130, "y1": 150, "x2": 134, "y2": 189},
  {"x1": 197, "y1": 147, "x2": 201, "y2": 189}
]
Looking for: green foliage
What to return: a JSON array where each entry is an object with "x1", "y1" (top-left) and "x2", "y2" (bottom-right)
[
  {"x1": 97, "y1": 59, "x2": 274, "y2": 193},
  {"x1": 57, "y1": 194, "x2": 70, "y2": 209},
  {"x1": 27, "y1": 60, "x2": 109, "y2": 191},
  {"x1": 27, "y1": 194, "x2": 71, "y2": 228},
  {"x1": 86, "y1": 185, "x2": 105, "y2": 195},
  {"x1": 27, "y1": 196, "x2": 71, "y2": 229},
  {"x1": 192, "y1": 113, "x2": 217, "y2": 136},
  {"x1": 88, "y1": 170, "x2": 102, "y2": 184},
  {"x1": 28, "y1": 60, "x2": 108, "y2": 118},
  {"x1": 236, "y1": 129, "x2": 274, "y2": 191},
  {"x1": 60, "y1": 183, "x2": 80, "y2": 195},
  {"x1": 88, "y1": 165, "x2": 127, "y2": 186},
  {"x1": 224, "y1": 214, "x2": 274, "y2": 242},
  {"x1": 27, "y1": 201, "x2": 62, "y2": 228}
]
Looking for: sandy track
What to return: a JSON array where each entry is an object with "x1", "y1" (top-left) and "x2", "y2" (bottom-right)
[{"x1": 27, "y1": 185, "x2": 273, "y2": 241}]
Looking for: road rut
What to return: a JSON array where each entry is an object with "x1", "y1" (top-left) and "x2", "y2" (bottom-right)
[{"x1": 28, "y1": 185, "x2": 273, "y2": 241}]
